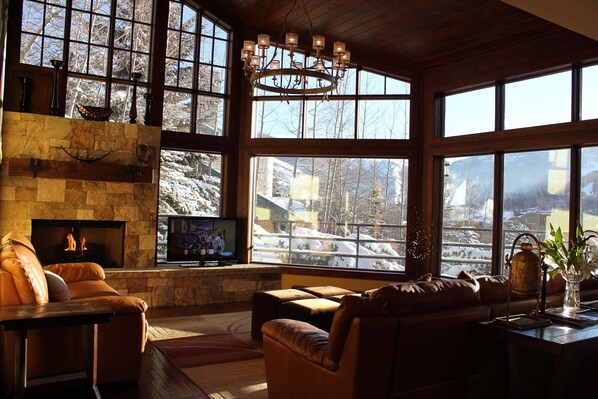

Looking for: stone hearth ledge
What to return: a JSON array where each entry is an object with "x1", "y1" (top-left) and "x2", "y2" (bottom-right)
[{"x1": 104, "y1": 264, "x2": 281, "y2": 308}]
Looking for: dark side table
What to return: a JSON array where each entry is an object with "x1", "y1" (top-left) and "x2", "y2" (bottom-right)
[
  {"x1": 0, "y1": 301, "x2": 114, "y2": 399},
  {"x1": 474, "y1": 313, "x2": 598, "y2": 399}
]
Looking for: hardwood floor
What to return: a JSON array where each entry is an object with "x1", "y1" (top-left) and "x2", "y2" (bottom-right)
[{"x1": 37, "y1": 302, "x2": 253, "y2": 399}]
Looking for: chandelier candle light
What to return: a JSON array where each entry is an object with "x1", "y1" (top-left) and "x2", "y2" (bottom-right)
[{"x1": 241, "y1": 0, "x2": 350, "y2": 95}]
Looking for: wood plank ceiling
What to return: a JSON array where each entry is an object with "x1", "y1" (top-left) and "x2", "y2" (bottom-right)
[{"x1": 215, "y1": 0, "x2": 587, "y2": 71}]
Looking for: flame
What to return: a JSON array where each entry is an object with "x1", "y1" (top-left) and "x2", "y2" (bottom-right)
[
  {"x1": 65, "y1": 230, "x2": 87, "y2": 251},
  {"x1": 65, "y1": 233, "x2": 76, "y2": 251}
]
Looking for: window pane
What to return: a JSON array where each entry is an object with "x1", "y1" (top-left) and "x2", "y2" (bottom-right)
[
  {"x1": 252, "y1": 101, "x2": 302, "y2": 138},
  {"x1": 182, "y1": 5, "x2": 197, "y2": 33},
  {"x1": 112, "y1": 49, "x2": 131, "y2": 78},
  {"x1": 386, "y1": 77, "x2": 410, "y2": 95},
  {"x1": 110, "y1": 83, "x2": 146, "y2": 124},
  {"x1": 20, "y1": 33, "x2": 43, "y2": 65},
  {"x1": 70, "y1": 11, "x2": 90, "y2": 42},
  {"x1": 197, "y1": 95, "x2": 224, "y2": 136},
  {"x1": 444, "y1": 87, "x2": 495, "y2": 137},
  {"x1": 581, "y1": 146, "x2": 598, "y2": 230},
  {"x1": 212, "y1": 66, "x2": 226, "y2": 94},
  {"x1": 212, "y1": 39, "x2": 227, "y2": 66},
  {"x1": 22, "y1": 1, "x2": 44, "y2": 34},
  {"x1": 358, "y1": 100, "x2": 409, "y2": 139},
  {"x1": 45, "y1": 6, "x2": 66, "y2": 38},
  {"x1": 91, "y1": 15, "x2": 110, "y2": 45},
  {"x1": 114, "y1": 19, "x2": 132, "y2": 49},
  {"x1": 252, "y1": 157, "x2": 408, "y2": 270},
  {"x1": 65, "y1": 77, "x2": 106, "y2": 118},
  {"x1": 162, "y1": 90, "x2": 192, "y2": 132},
  {"x1": 505, "y1": 71, "x2": 572, "y2": 129},
  {"x1": 359, "y1": 70, "x2": 385, "y2": 94},
  {"x1": 582, "y1": 65, "x2": 598, "y2": 120},
  {"x1": 43, "y1": 38, "x2": 64, "y2": 65},
  {"x1": 157, "y1": 150, "x2": 222, "y2": 261},
  {"x1": 133, "y1": 23, "x2": 151, "y2": 53},
  {"x1": 306, "y1": 100, "x2": 355, "y2": 139},
  {"x1": 68, "y1": 42, "x2": 88, "y2": 73},
  {"x1": 89, "y1": 45, "x2": 108, "y2": 75},
  {"x1": 338, "y1": 68, "x2": 357, "y2": 95},
  {"x1": 502, "y1": 149, "x2": 571, "y2": 268},
  {"x1": 441, "y1": 155, "x2": 494, "y2": 277},
  {"x1": 135, "y1": 0, "x2": 153, "y2": 24}
]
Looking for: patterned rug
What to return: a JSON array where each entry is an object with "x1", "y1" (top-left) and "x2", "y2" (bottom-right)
[{"x1": 149, "y1": 311, "x2": 269, "y2": 399}]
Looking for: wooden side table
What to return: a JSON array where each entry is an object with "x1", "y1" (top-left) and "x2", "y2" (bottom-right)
[
  {"x1": 474, "y1": 313, "x2": 598, "y2": 399},
  {"x1": 0, "y1": 301, "x2": 114, "y2": 399}
]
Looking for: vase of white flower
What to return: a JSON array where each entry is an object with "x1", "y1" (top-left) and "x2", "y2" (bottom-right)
[{"x1": 541, "y1": 225, "x2": 598, "y2": 313}]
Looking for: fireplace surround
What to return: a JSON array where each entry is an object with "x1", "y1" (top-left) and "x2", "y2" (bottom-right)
[{"x1": 0, "y1": 112, "x2": 161, "y2": 269}]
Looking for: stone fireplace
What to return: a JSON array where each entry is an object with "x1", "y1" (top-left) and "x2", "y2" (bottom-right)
[{"x1": 0, "y1": 112, "x2": 161, "y2": 269}]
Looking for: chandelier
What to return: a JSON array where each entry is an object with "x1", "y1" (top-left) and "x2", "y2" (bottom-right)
[{"x1": 241, "y1": 0, "x2": 350, "y2": 96}]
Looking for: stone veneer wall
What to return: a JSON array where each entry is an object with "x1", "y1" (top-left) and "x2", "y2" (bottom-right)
[
  {"x1": 0, "y1": 112, "x2": 161, "y2": 268},
  {"x1": 104, "y1": 265, "x2": 281, "y2": 307}
]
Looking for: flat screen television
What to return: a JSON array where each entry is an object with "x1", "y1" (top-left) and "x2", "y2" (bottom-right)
[{"x1": 166, "y1": 216, "x2": 237, "y2": 266}]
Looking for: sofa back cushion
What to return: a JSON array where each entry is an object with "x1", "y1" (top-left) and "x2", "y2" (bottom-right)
[
  {"x1": 0, "y1": 232, "x2": 48, "y2": 304},
  {"x1": 327, "y1": 295, "x2": 387, "y2": 363},
  {"x1": 369, "y1": 279, "x2": 481, "y2": 316},
  {"x1": 44, "y1": 262, "x2": 105, "y2": 283}
]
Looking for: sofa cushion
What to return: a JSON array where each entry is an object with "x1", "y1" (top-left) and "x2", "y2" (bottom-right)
[
  {"x1": 294, "y1": 285, "x2": 355, "y2": 298},
  {"x1": 0, "y1": 231, "x2": 48, "y2": 304},
  {"x1": 476, "y1": 275, "x2": 508, "y2": 303},
  {"x1": 327, "y1": 295, "x2": 387, "y2": 363},
  {"x1": 44, "y1": 270, "x2": 71, "y2": 302},
  {"x1": 369, "y1": 279, "x2": 481, "y2": 315},
  {"x1": 44, "y1": 262, "x2": 105, "y2": 283},
  {"x1": 67, "y1": 280, "x2": 120, "y2": 299}
]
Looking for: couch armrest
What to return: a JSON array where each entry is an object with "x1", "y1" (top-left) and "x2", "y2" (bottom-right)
[
  {"x1": 44, "y1": 262, "x2": 105, "y2": 283},
  {"x1": 262, "y1": 318, "x2": 336, "y2": 371},
  {"x1": 72, "y1": 295, "x2": 148, "y2": 315}
]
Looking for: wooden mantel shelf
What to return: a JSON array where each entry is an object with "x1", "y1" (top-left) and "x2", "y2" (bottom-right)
[{"x1": 8, "y1": 158, "x2": 154, "y2": 183}]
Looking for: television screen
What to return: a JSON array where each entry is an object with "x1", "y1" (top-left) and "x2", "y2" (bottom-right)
[{"x1": 166, "y1": 216, "x2": 237, "y2": 265}]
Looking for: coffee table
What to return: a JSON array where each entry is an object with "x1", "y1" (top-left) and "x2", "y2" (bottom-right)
[
  {"x1": 0, "y1": 301, "x2": 114, "y2": 399},
  {"x1": 475, "y1": 312, "x2": 598, "y2": 399}
]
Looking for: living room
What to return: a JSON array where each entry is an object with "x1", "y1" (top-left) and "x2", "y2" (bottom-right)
[{"x1": 1, "y1": 0, "x2": 598, "y2": 398}]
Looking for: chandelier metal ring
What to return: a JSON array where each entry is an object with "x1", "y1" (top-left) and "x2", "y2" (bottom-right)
[{"x1": 250, "y1": 68, "x2": 338, "y2": 95}]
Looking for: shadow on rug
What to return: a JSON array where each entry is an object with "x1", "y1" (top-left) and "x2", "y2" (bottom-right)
[
  {"x1": 149, "y1": 311, "x2": 268, "y2": 398},
  {"x1": 152, "y1": 333, "x2": 263, "y2": 369}
]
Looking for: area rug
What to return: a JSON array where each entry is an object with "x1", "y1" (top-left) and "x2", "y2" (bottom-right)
[{"x1": 148, "y1": 311, "x2": 269, "y2": 398}]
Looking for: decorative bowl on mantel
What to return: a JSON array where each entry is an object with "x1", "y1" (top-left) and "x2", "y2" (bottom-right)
[{"x1": 76, "y1": 104, "x2": 113, "y2": 121}]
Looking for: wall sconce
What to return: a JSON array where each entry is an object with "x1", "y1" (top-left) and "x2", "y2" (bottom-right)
[{"x1": 494, "y1": 233, "x2": 551, "y2": 329}]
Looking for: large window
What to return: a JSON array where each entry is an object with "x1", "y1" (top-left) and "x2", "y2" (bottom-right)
[
  {"x1": 582, "y1": 65, "x2": 598, "y2": 121},
  {"x1": 252, "y1": 66, "x2": 410, "y2": 140},
  {"x1": 157, "y1": 149, "x2": 222, "y2": 261},
  {"x1": 20, "y1": 0, "x2": 154, "y2": 122},
  {"x1": 502, "y1": 149, "x2": 571, "y2": 259},
  {"x1": 581, "y1": 146, "x2": 598, "y2": 230},
  {"x1": 504, "y1": 71, "x2": 571, "y2": 130},
  {"x1": 441, "y1": 155, "x2": 494, "y2": 276},
  {"x1": 444, "y1": 87, "x2": 495, "y2": 137},
  {"x1": 252, "y1": 156, "x2": 409, "y2": 270},
  {"x1": 163, "y1": 0, "x2": 229, "y2": 134}
]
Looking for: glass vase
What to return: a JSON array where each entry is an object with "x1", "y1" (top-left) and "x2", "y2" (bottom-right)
[{"x1": 562, "y1": 270, "x2": 582, "y2": 313}]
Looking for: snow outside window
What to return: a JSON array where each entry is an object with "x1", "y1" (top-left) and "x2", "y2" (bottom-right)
[
  {"x1": 157, "y1": 150, "x2": 222, "y2": 261},
  {"x1": 252, "y1": 156, "x2": 409, "y2": 270},
  {"x1": 441, "y1": 155, "x2": 494, "y2": 277}
]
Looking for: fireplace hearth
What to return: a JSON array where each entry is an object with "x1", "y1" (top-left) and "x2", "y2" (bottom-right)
[{"x1": 31, "y1": 220, "x2": 125, "y2": 268}]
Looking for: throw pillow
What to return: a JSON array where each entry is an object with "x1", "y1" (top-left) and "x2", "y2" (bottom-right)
[
  {"x1": 0, "y1": 231, "x2": 49, "y2": 304},
  {"x1": 44, "y1": 270, "x2": 71, "y2": 302}
]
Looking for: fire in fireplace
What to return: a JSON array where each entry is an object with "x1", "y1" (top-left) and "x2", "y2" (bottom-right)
[{"x1": 31, "y1": 220, "x2": 125, "y2": 268}]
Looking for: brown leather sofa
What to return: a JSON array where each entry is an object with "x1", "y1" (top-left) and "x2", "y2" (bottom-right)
[
  {"x1": 0, "y1": 231, "x2": 148, "y2": 396},
  {"x1": 260, "y1": 273, "x2": 597, "y2": 399}
]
